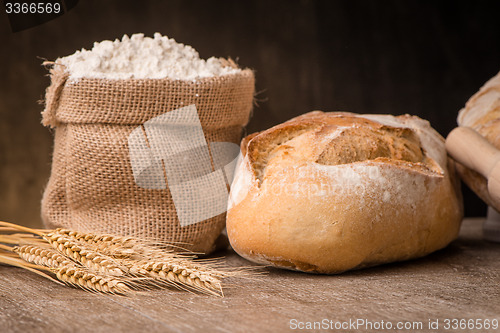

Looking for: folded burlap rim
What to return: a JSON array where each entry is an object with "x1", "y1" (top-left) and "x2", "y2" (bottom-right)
[{"x1": 42, "y1": 60, "x2": 255, "y2": 128}]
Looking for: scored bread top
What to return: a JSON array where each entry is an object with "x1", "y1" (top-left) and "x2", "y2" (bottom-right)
[
  {"x1": 457, "y1": 71, "x2": 500, "y2": 148},
  {"x1": 228, "y1": 111, "x2": 462, "y2": 274},
  {"x1": 458, "y1": 71, "x2": 500, "y2": 131},
  {"x1": 242, "y1": 111, "x2": 446, "y2": 184}
]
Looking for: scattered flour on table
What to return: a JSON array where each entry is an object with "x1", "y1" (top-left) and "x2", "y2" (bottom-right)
[{"x1": 55, "y1": 33, "x2": 241, "y2": 81}]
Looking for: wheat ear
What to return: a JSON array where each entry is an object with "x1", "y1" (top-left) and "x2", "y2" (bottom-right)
[
  {"x1": 133, "y1": 261, "x2": 223, "y2": 296},
  {"x1": 13, "y1": 244, "x2": 73, "y2": 268},
  {"x1": 1, "y1": 221, "x2": 256, "y2": 297},
  {"x1": 54, "y1": 264, "x2": 131, "y2": 294},
  {"x1": 7, "y1": 243, "x2": 132, "y2": 295},
  {"x1": 5, "y1": 224, "x2": 227, "y2": 294},
  {"x1": 50, "y1": 228, "x2": 181, "y2": 259},
  {"x1": 44, "y1": 232, "x2": 125, "y2": 276},
  {"x1": 42, "y1": 230, "x2": 228, "y2": 295}
]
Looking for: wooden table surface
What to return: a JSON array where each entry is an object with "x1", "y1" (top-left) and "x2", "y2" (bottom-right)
[{"x1": 0, "y1": 218, "x2": 499, "y2": 333}]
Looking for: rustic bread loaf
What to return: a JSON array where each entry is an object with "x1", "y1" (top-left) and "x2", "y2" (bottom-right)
[
  {"x1": 456, "y1": 71, "x2": 500, "y2": 209},
  {"x1": 226, "y1": 111, "x2": 463, "y2": 273}
]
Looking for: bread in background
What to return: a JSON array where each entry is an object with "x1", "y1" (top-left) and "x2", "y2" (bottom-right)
[{"x1": 457, "y1": 71, "x2": 500, "y2": 209}]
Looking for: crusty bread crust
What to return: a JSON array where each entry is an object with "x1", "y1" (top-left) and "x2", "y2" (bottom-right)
[
  {"x1": 227, "y1": 111, "x2": 463, "y2": 273},
  {"x1": 457, "y1": 71, "x2": 500, "y2": 210}
]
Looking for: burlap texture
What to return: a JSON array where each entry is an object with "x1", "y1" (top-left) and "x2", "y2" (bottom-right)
[{"x1": 41, "y1": 65, "x2": 255, "y2": 254}]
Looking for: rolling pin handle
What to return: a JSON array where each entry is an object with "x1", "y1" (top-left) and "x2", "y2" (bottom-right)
[{"x1": 445, "y1": 127, "x2": 500, "y2": 179}]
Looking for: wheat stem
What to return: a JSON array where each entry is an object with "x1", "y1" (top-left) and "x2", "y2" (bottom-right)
[
  {"x1": 0, "y1": 221, "x2": 44, "y2": 236},
  {"x1": 0, "y1": 253, "x2": 64, "y2": 286}
]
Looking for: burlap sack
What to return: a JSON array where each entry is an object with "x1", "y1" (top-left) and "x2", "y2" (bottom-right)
[{"x1": 41, "y1": 64, "x2": 255, "y2": 254}]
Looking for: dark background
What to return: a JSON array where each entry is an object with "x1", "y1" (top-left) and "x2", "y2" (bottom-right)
[{"x1": 1, "y1": 0, "x2": 499, "y2": 228}]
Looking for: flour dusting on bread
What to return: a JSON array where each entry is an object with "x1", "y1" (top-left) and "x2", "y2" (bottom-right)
[{"x1": 227, "y1": 111, "x2": 463, "y2": 274}]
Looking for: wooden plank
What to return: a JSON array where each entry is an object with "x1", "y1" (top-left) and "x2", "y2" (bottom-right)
[
  {"x1": 0, "y1": 272, "x2": 178, "y2": 332},
  {"x1": 0, "y1": 218, "x2": 499, "y2": 332}
]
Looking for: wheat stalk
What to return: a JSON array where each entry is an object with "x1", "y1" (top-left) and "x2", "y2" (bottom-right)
[
  {"x1": 0, "y1": 221, "x2": 253, "y2": 297},
  {"x1": 6, "y1": 243, "x2": 132, "y2": 295},
  {"x1": 0, "y1": 251, "x2": 65, "y2": 286}
]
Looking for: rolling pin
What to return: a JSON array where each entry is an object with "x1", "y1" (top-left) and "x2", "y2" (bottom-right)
[{"x1": 446, "y1": 126, "x2": 500, "y2": 242}]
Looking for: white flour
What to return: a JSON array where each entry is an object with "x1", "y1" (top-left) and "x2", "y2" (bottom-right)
[{"x1": 56, "y1": 33, "x2": 241, "y2": 81}]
